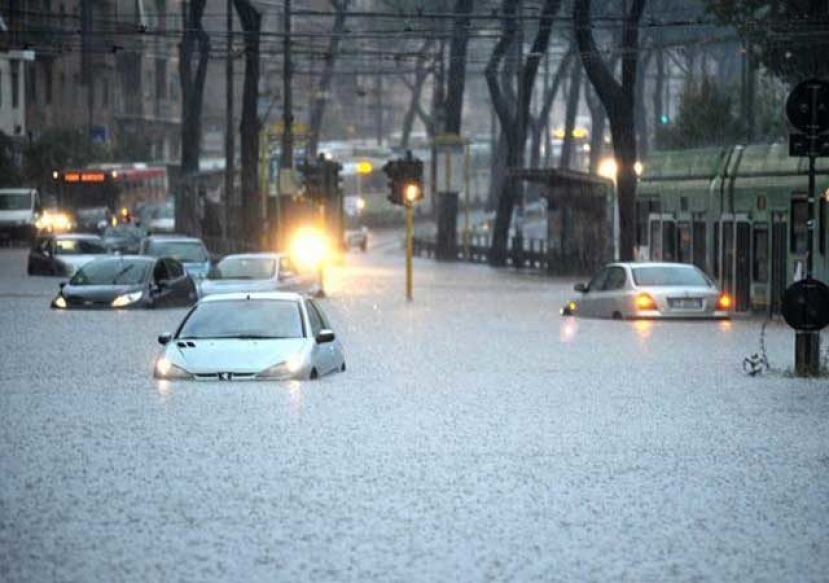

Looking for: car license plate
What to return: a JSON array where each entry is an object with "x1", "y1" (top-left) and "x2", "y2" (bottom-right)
[{"x1": 669, "y1": 298, "x2": 702, "y2": 309}]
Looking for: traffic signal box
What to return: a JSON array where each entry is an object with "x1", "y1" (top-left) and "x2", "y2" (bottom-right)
[
  {"x1": 297, "y1": 154, "x2": 345, "y2": 251},
  {"x1": 383, "y1": 151, "x2": 424, "y2": 207}
]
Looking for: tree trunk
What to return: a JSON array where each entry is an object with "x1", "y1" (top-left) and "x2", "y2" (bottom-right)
[
  {"x1": 399, "y1": 40, "x2": 433, "y2": 150},
  {"x1": 559, "y1": 61, "x2": 582, "y2": 169},
  {"x1": 233, "y1": 0, "x2": 261, "y2": 249},
  {"x1": 635, "y1": 50, "x2": 652, "y2": 158},
  {"x1": 178, "y1": 0, "x2": 210, "y2": 237},
  {"x1": 487, "y1": 0, "x2": 562, "y2": 266},
  {"x1": 306, "y1": 0, "x2": 350, "y2": 159},
  {"x1": 530, "y1": 49, "x2": 572, "y2": 169},
  {"x1": 574, "y1": 0, "x2": 646, "y2": 262},
  {"x1": 653, "y1": 46, "x2": 665, "y2": 146},
  {"x1": 444, "y1": 0, "x2": 474, "y2": 134},
  {"x1": 584, "y1": 78, "x2": 606, "y2": 173}
]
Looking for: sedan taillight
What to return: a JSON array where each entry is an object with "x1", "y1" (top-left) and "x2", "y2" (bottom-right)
[{"x1": 716, "y1": 293, "x2": 732, "y2": 310}]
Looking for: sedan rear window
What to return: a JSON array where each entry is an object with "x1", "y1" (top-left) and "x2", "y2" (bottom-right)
[
  {"x1": 55, "y1": 238, "x2": 107, "y2": 255},
  {"x1": 209, "y1": 257, "x2": 276, "y2": 280},
  {"x1": 632, "y1": 266, "x2": 712, "y2": 287},
  {"x1": 178, "y1": 300, "x2": 304, "y2": 340}
]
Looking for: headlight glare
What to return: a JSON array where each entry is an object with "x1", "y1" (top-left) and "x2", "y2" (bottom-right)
[
  {"x1": 112, "y1": 291, "x2": 143, "y2": 307},
  {"x1": 155, "y1": 357, "x2": 192, "y2": 379},
  {"x1": 54, "y1": 296, "x2": 67, "y2": 309},
  {"x1": 258, "y1": 353, "x2": 305, "y2": 379}
]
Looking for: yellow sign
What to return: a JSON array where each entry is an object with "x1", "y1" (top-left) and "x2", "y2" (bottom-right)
[
  {"x1": 268, "y1": 122, "x2": 308, "y2": 137},
  {"x1": 356, "y1": 161, "x2": 373, "y2": 175},
  {"x1": 433, "y1": 133, "x2": 468, "y2": 146}
]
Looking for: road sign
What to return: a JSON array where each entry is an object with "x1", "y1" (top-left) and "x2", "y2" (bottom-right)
[
  {"x1": 785, "y1": 78, "x2": 829, "y2": 134},
  {"x1": 781, "y1": 278, "x2": 829, "y2": 332},
  {"x1": 789, "y1": 133, "x2": 829, "y2": 157}
]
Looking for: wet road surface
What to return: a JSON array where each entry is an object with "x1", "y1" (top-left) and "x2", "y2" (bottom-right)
[{"x1": 1, "y1": 243, "x2": 827, "y2": 582}]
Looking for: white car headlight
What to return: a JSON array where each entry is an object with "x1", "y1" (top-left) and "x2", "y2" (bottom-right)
[
  {"x1": 112, "y1": 291, "x2": 143, "y2": 307},
  {"x1": 53, "y1": 296, "x2": 67, "y2": 309},
  {"x1": 154, "y1": 357, "x2": 192, "y2": 379},
  {"x1": 258, "y1": 353, "x2": 305, "y2": 379}
]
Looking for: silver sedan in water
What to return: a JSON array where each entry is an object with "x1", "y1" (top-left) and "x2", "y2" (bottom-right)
[
  {"x1": 562, "y1": 262, "x2": 731, "y2": 320},
  {"x1": 154, "y1": 292, "x2": 345, "y2": 381}
]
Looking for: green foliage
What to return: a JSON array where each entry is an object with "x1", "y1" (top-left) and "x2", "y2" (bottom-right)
[
  {"x1": 23, "y1": 129, "x2": 111, "y2": 184},
  {"x1": 706, "y1": 0, "x2": 829, "y2": 85},
  {"x1": 656, "y1": 76, "x2": 742, "y2": 149}
]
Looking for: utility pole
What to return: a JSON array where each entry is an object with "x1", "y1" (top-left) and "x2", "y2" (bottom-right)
[
  {"x1": 225, "y1": 0, "x2": 235, "y2": 241},
  {"x1": 281, "y1": 0, "x2": 293, "y2": 170}
]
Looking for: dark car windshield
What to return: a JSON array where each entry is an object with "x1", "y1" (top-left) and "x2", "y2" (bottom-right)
[
  {"x1": 209, "y1": 257, "x2": 276, "y2": 280},
  {"x1": 70, "y1": 259, "x2": 151, "y2": 286},
  {"x1": 144, "y1": 240, "x2": 207, "y2": 263},
  {"x1": 0, "y1": 192, "x2": 32, "y2": 210},
  {"x1": 178, "y1": 300, "x2": 304, "y2": 339},
  {"x1": 55, "y1": 238, "x2": 107, "y2": 255},
  {"x1": 632, "y1": 266, "x2": 712, "y2": 287}
]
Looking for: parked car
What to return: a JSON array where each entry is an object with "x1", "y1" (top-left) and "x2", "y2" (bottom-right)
[
  {"x1": 344, "y1": 227, "x2": 369, "y2": 252},
  {"x1": 28, "y1": 233, "x2": 108, "y2": 276},
  {"x1": 102, "y1": 225, "x2": 146, "y2": 255},
  {"x1": 153, "y1": 292, "x2": 346, "y2": 381},
  {"x1": 199, "y1": 253, "x2": 317, "y2": 297},
  {"x1": 140, "y1": 234, "x2": 211, "y2": 279},
  {"x1": 561, "y1": 262, "x2": 731, "y2": 320},
  {"x1": 51, "y1": 255, "x2": 197, "y2": 310}
]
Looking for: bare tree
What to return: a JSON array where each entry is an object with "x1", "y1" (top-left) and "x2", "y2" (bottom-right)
[
  {"x1": 398, "y1": 39, "x2": 435, "y2": 150},
  {"x1": 559, "y1": 58, "x2": 583, "y2": 169},
  {"x1": 486, "y1": 0, "x2": 562, "y2": 266},
  {"x1": 529, "y1": 49, "x2": 573, "y2": 170},
  {"x1": 574, "y1": 0, "x2": 646, "y2": 261},
  {"x1": 233, "y1": 0, "x2": 262, "y2": 248},
  {"x1": 306, "y1": 0, "x2": 351, "y2": 158}
]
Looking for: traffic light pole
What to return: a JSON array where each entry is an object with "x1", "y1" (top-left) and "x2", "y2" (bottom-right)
[{"x1": 406, "y1": 201, "x2": 413, "y2": 301}]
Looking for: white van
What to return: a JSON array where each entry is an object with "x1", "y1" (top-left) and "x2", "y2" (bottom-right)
[{"x1": 0, "y1": 188, "x2": 41, "y2": 243}]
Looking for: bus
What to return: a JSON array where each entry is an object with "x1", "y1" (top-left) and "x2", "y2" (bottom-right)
[{"x1": 52, "y1": 164, "x2": 169, "y2": 231}]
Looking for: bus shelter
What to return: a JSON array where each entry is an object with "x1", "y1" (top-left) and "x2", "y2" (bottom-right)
[{"x1": 514, "y1": 168, "x2": 616, "y2": 276}]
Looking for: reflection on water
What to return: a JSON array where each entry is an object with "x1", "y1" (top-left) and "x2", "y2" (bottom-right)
[
  {"x1": 633, "y1": 320, "x2": 654, "y2": 340},
  {"x1": 156, "y1": 379, "x2": 171, "y2": 399},
  {"x1": 718, "y1": 319, "x2": 733, "y2": 332},
  {"x1": 559, "y1": 318, "x2": 579, "y2": 342},
  {"x1": 287, "y1": 380, "x2": 304, "y2": 414}
]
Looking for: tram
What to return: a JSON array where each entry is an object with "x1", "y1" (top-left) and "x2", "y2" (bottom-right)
[{"x1": 636, "y1": 144, "x2": 829, "y2": 313}]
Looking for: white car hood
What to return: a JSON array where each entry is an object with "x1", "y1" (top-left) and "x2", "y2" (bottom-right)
[{"x1": 170, "y1": 338, "x2": 308, "y2": 374}]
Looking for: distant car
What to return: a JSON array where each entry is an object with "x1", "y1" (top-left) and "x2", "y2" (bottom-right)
[
  {"x1": 51, "y1": 255, "x2": 197, "y2": 310},
  {"x1": 153, "y1": 292, "x2": 346, "y2": 381},
  {"x1": 561, "y1": 262, "x2": 731, "y2": 320},
  {"x1": 140, "y1": 234, "x2": 211, "y2": 279},
  {"x1": 344, "y1": 227, "x2": 369, "y2": 252},
  {"x1": 28, "y1": 233, "x2": 108, "y2": 276},
  {"x1": 139, "y1": 200, "x2": 175, "y2": 234},
  {"x1": 102, "y1": 225, "x2": 146, "y2": 255},
  {"x1": 199, "y1": 253, "x2": 317, "y2": 297}
]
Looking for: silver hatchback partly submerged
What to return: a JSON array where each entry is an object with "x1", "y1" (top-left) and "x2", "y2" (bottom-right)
[{"x1": 562, "y1": 262, "x2": 731, "y2": 320}]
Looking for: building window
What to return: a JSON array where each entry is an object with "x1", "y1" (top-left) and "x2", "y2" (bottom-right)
[
  {"x1": 72, "y1": 74, "x2": 79, "y2": 107},
  {"x1": 821, "y1": 197, "x2": 827, "y2": 255},
  {"x1": 0, "y1": 70, "x2": 3, "y2": 107},
  {"x1": 102, "y1": 78, "x2": 109, "y2": 107},
  {"x1": 677, "y1": 221, "x2": 691, "y2": 264},
  {"x1": 155, "y1": 59, "x2": 167, "y2": 99},
  {"x1": 60, "y1": 72, "x2": 65, "y2": 105},
  {"x1": 11, "y1": 61, "x2": 20, "y2": 109},
  {"x1": 44, "y1": 62, "x2": 53, "y2": 105}
]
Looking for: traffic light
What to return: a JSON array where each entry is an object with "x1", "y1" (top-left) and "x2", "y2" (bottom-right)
[
  {"x1": 383, "y1": 151, "x2": 424, "y2": 207},
  {"x1": 299, "y1": 160, "x2": 324, "y2": 202}
]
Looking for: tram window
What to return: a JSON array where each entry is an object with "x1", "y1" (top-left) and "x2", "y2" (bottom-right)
[
  {"x1": 790, "y1": 199, "x2": 808, "y2": 254},
  {"x1": 693, "y1": 221, "x2": 706, "y2": 271},
  {"x1": 821, "y1": 197, "x2": 827, "y2": 254},
  {"x1": 650, "y1": 221, "x2": 662, "y2": 260},
  {"x1": 636, "y1": 201, "x2": 649, "y2": 246},
  {"x1": 662, "y1": 221, "x2": 677, "y2": 262},
  {"x1": 753, "y1": 227, "x2": 769, "y2": 283},
  {"x1": 713, "y1": 226, "x2": 720, "y2": 278},
  {"x1": 677, "y1": 221, "x2": 692, "y2": 264}
]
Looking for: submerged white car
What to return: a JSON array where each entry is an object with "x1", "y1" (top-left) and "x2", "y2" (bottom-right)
[
  {"x1": 562, "y1": 262, "x2": 731, "y2": 320},
  {"x1": 154, "y1": 292, "x2": 345, "y2": 381}
]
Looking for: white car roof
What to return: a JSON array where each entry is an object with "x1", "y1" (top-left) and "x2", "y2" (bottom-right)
[
  {"x1": 218, "y1": 252, "x2": 283, "y2": 260},
  {"x1": 199, "y1": 291, "x2": 304, "y2": 303},
  {"x1": 614, "y1": 262, "x2": 699, "y2": 269}
]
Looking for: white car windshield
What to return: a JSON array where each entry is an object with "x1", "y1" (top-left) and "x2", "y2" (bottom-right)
[
  {"x1": 178, "y1": 300, "x2": 304, "y2": 339},
  {"x1": 55, "y1": 238, "x2": 107, "y2": 255},
  {"x1": 0, "y1": 193, "x2": 31, "y2": 210},
  {"x1": 209, "y1": 257, "x2": 276, "y2": 280},
  {"x1": 632, "y1": 266, "x2": 712, "y2": 287}
]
